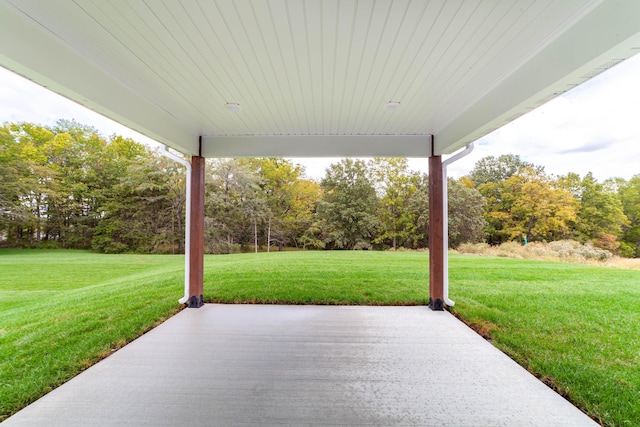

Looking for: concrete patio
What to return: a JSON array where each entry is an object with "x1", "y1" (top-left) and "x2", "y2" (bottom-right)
[{"x1": 4, "y1": 305, "x2": 596, "y2": 426}]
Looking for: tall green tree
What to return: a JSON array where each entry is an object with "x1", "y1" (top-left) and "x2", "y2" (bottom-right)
[
  {"x1": 469, "y1": 154, "x2": 544, "y2": 187},
  {"x1": 91, "y1": 150, "x2": 185, "y2": 253},
  {"x1": 406, "y1": 175, "x2": 487, "y2": 249},
  {"x1": 204, "y1": 159, "x2": 266, "y2": 253},
  {"x1": 5, "y1": 123, "x2": 58, "y2": 245},
  {"x1": 0, "y1": 125, "x2": 33, "y2": 240},
  {"x1": 48, "y1": 121, "x2": 120, "y2": 247},
  {"x1": 559, "y1": 172, "x2": 628, "y2": 250},
  {"x1": 242, "y1": 158, "x2": 318, "y2": 251},
  {"x1": 480, "y1": 167, "x2": 577, "y2": 243},
  {"x1": 317, "y1": 159, "x2": 379, "y2": 249},
  {"x1": 369, "y1": 158, "x2": 420, "y2": 249},
  {"x1": 617, "y1": 175, "x2": 640, "y2": 257},
  {"x1": 447, "y1": 178, "x2": 487, "y2": 247},
  {"x1": 0, "y1": 121, "x2": 151, "y2": 249},
  {"x1": 407, "y1": 173, "x2": 430, "y2": 248}
]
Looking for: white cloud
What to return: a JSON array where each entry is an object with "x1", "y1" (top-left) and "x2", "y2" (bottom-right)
[
  {"x1": 459, "y1": 53, "x2": 640, "y2": 181},
  {"x1": 0, "y1": 67, "x2": 160, "y2": 148}
]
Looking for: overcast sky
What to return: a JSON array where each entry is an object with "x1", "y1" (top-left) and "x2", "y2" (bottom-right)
[{"x1": 2, "y1": 52, "x2": 640, "y2": 182}]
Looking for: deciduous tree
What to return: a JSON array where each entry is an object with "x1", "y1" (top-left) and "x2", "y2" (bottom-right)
[
  {"x1": 317, "y1": 159, "x2": 379, "y2": 249},
  {"x1": 204, "y1": 159, "x2": 266, "y2": 253},
  {"x1": 447, "y1": 178, "x2": 487, "y2": 247},
  {"x1": 369, "y1": 158, "x2": 420, "y2": 249},
  {"x1": 559, "y1": 172, "x2": 629, "y2": 251},
  {"x1": 480, "y1": 168, "x2": 577, "y2": 243},
  {"x1": 617, "y1": 175, "x2": 640, "y2": 257},
  {"x1": 469, "y1": 154, "x2": 544, "y2": 187}
]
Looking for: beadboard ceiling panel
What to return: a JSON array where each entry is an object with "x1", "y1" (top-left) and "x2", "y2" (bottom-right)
[{"x1": 1, "y1": 0, "x2": 640, "y2": 157}]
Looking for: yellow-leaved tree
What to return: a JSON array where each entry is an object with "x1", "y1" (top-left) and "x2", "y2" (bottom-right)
[{"x1": 480, "y1": 167, "x2": 577, "y2": 243}]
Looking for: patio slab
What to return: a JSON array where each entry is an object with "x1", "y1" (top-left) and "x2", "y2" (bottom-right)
[{"x1": 3, "y1": 304, "x2": 597, "y2": 426}]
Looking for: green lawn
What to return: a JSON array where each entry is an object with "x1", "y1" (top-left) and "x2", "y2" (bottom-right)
[
  {"x1": 203, "y1": 250, "x2": 429, "y2": 305},
  {"x1": 448, "y1": 255, "x2": 640, "y2": 426},
  {"x1": 0, "y1": 249, "x2": 185, "y2": 421},
  {"x1": 1, "y1": 250, "x2": 639, "y2": 426}
]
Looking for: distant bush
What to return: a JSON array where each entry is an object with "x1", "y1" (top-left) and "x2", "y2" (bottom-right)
[
  {"x1": 353, "y1": 241, "x2": 373, "y2": 250},
  {"x1": 618, "y1": 241, "x2": 638, "y2": 258},
  {"x1": 34, "y1": 240, "x2": 62, "y2": 250},
  {"x1": 386, "y1": 247, "x2": 429, "y2": 253},
  {"x1": 591, "y1": 232, "x2": 620, "y2": 253},
  {"x1": 457, "y1": 239, "x2": 613, "y2": 262},
  {"x1": 206, "y1": 242, "x2": 242, "y2": 255},
  {"x1": 496, "y1": 241, "x2": 524, "y2": 258},
  {"x1": 457, "y1": 243, "x2": 489, "y2": 254},
  {"x1": 388, "y1": 246, "x2": 416, "y2": 252},
  {"x1": 548, "y1": 240, "x2": 612, "y2": 260},
  {"x1": 102, "y1": 242, "x2": 129, "y2": 254}
]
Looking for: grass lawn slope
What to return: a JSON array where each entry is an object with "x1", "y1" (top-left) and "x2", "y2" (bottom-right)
[
  {"x1": 0, "y1": 250, "x2": 184, "y2": 421},
  {"x1": 1, "y1": 249, "x2": 639, "y2": 426},
  {"x1": 449, "y1": 254, "x2": 640, "y2": 426}
]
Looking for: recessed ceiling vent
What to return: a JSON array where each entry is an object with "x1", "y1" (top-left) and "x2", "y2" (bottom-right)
[{"x1": 383, "y1": 101, "x2": 400, "y2": 111}]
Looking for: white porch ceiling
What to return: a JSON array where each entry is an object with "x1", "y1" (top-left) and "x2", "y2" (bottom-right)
[{"x1": 1, "y1": 0, "x2": 640, "y2": 157}]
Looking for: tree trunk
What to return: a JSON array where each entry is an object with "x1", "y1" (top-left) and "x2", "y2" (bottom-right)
[
  {"x1": 35, "y1": 196, "x2": 41, "y2": 243},
  {"x1": 254, "y1": 219, "x2": 258, "y2": 253},
  {"x1": 171, "y1": 202, "x2": 175, "y2": 255},
  {"x1": 267, "y1": 217, "x2": 271, "y2": 253}
]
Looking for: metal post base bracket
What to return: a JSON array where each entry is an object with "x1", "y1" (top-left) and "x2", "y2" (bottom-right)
[
  {"x1": 429, "y1": 298, "x2": 444, "y2": 311},
  {"x1": 188, "y1": 295, "x2": 204, "y2": 308}
]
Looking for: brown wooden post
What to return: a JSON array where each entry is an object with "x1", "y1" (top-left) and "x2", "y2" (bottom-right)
[
  {"x1": 429, "y1": 154, "x2": 444, "y2": 310},
  {"x1": 188, "y1": 155, "x2": 205, "y2": 308}
]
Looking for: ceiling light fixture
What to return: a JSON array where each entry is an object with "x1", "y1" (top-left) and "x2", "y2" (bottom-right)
[
  {"x1": 226, "y1": 102, "x2": 241, "y2": 112},
  {"x1": 383, "y1": 101, "x2": 400, "y2": 111}
]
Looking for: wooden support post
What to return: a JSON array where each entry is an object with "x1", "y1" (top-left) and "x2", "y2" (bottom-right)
[
  {"x1": 188, "y1": 155, "x2": 205, "y2": 308},
  {"x1": 429, "y1": 154, "x2": 444, "y2": 311}
]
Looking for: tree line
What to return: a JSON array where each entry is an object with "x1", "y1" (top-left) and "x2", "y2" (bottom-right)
[
  {"x1": 469, "y1": 154, "x2": 640, "y2": 257},
  {"x1": 1, "y1": 121, "x2": 639, "y2": 257}
]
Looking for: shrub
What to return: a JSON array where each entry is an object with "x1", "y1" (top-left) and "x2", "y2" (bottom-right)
[
  {"x1": 35, "y1": 240, "x2": 62, "y2": 250},
  {"x1": 591, "y1": 232, "x2": 620, "y2": 252},
  {"x1": 457, "y1": 243, "x2": 489, "y2": 254},
  {"x1": 617, "y1": 241, "x2": 637, "y2": 258},
  {"x1": 496, "y1": 241, "x2": 523, "y2": 258},
  {"x1": 353, "y1": 241, "x2": 372, "y2": 250},
  {"x1": 206, "y1": 242, "x2": 241, "y2": 255},
  {"x1": 549, "y1": 240, "x2": 612, "y2": 260},
  {"x1": 457, "y1": 239, "x2": 614, "y2": 263},
  {"x1": 101, "y1": 241, "x2": 129, "y2": 254}
]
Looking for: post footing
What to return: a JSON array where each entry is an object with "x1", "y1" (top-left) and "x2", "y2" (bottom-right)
[
  {"x1": 429, "y1": 298, "x2": 444, "y2": 311},
  {"x1": 188, "y1": 295, "x2": 204, "y2": 308}
]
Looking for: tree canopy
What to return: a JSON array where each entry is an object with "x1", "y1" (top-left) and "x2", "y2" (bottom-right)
[{"x1": 1, "y1": 121, "x2": 637, "y2": 257}]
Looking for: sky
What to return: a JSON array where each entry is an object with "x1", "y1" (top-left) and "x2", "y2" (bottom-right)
[{"x1": 1, "y1": 53, "x2": 640, "y2": 182}]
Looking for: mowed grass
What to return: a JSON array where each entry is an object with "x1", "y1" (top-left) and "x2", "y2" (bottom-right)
[
  {"x1": 2, "y1": 250, "x2": 639, "y2": 426},
  {"x1": 448, "y1": 255, "x2": 640, "y2": 427},
  {"x1": 203, "y1": 250, "x2": 429, "y2": 305},
  {"x1": 0, "y1": 249, "x2": 185, "y2": 421}
]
